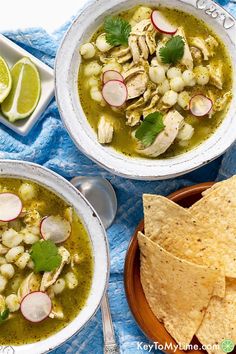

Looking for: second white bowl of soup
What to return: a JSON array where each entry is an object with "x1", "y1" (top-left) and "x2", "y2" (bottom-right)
[
  {"x1": 0, "y1": 160, "x2": 109, "y2": 353},
  {"x1": 55, "y1": 0, "x2": 236, "y2": 180}
]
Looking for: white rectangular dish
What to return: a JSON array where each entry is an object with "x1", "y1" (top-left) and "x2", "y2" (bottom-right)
[{"x1": 0, "y1": 33, "x2": 54, "y2": 135}]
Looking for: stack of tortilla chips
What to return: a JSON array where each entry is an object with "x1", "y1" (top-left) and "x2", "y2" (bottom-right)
[{"x1": 138, "y1": 176, "x2": 236, "y2": 354}]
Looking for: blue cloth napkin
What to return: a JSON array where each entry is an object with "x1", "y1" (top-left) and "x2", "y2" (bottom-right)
[{"x1": 0, "y1": 0, "x2": 235, "y2": 353}]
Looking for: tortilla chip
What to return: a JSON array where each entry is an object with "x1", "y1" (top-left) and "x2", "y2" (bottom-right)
[
  {"x1": 197, "y1": 278, "x2": 236, "y2": 354},
  {"x1": 138, "y1": 232, "x2": 221, "y2": 348},
  {"x1": 190, "y1": 176, "x2": 236, "y2": 278},
  {"x1": 143, "y1": 193, "x2": 187, "y2": 239},
  {"x1": 201, "y1": 181, "x2": 223, "y2": 197},
  {"x1": 201, "y1": 177, "x2": 236, "y2": 197},
  {"x1": 143, "y1": 195, "x2": 220, "y2": 266},
  {"x1": 143, "y1": 194, "x2": 225, "y2": 297}
]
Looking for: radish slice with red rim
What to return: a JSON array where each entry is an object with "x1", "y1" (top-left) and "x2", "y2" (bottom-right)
[
  {"x1": 151, "y1": 10, "x2": 177, "y2": 35},
  {"x1": 0, "y1": 193, "x2": 22, "y2": 222},
  {"x1": 190, "y1": 94, "x2": 213, "y2": 117},
  {"x1": 102, "y1": 80, "x2": 127, "y2": 107},
  {"x1": 102, "y1": 70, "x2": 124, "y2": 84},
  {"x1": 21, "y1": 291, "x2": 52, "y2": 323},
  {"x1": 40, "y1": 215, "x2": 71, "y2": 244}
]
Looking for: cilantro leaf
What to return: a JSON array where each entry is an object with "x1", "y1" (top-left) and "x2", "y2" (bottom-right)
[
  {"x1": 135, "y1": 112, "x2": 165, "y2": 147},
  {"x1": 30, "y1": 240, "x2": 62, "y2": 273},
  {"x1": 0, "y1": 309, "x2": 9, "y2": 324},
  {"x1": 159, "y1": 36, "x2": 185, "y2": 64},
  {"x1": 104, "y1": 16, "x2": 131, "y2": 46}
]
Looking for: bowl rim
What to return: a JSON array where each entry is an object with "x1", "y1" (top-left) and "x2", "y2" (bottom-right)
[
  {"x1": 55, "y1": 0, "x2": 236, "y2": 180},
  {"x1": 124, "y1": 182, "x2": 215, "y2": 353},
  {"x1": 0, "y1": 160, "x2": 109, "y2": 354}
]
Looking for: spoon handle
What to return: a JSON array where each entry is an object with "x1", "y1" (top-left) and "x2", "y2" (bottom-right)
[{"x1": 101, "y1": 294, "x2": 119, "y2": 354}]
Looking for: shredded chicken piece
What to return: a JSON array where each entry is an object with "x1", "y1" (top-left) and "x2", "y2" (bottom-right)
[
  {"x1": 126, "y1": 97, "x2": 145, "y2": 126},
  {"x1": 190, "y1": 36, "x2": 218, "y2": 67},
  {"x1": 145, "y1": 26, "x2": 157, "y2": 54},
  {"x1": 175, "y1": 27, "x2": 193, "y2": 70},
  {"x1": 190, "y1": 37, "x2": 210, "y2": 60},
  {"x1": 123, "y1": 66, "x2": 145, "y2": 81},
  {"x1": 143, "y1": 94, "x2": 160, "y2": 117},
  {"x1": 126, "y1": 97, "x2": 145, "y2": 112},
  {"x1": 128, "y1": 19, "x2": 156, "y2": 63},
  {"x1": 40, "y1": 247, "x2": 70, "y2": 291},
  {"x1": 126, "y1": 111, "x2": 142, "y2": 126},
  {"x1": 125, "y1": 83, "x2": 158, "y2": 126},
  {"x1": 136, "y1": 110, "x2": 184, "y2": 157},
  {"x1": 206, "y1": 35, "x2": 218, "y2": 54},
  {"x1": 18, "y1": 273, "x2": 41, "y2": 301},
  {"x1": 143, "y1": 88, "x2": 152, "y2": 103},
  {"x1": 49, "y1": 299, "x2": 64, "y2": 319},
  {"x1": 71, "y1": 253, "x2": 83, "y2": 270},
  {"x1": 97, "y1": 116, "x2": 114, "y2": 144},
  {"x1": 99, "y1": 53, "x2": 110, "y2": 64},
  {"x1": 190, "y1": 46, "x2": 202, "y2": 64},
  {"x1": 208, "y1": 90, "x2": 232, "y2": 112},
  {"x1": 123, "y1": 65, "x2": 148, "y2": 100},
  {"x1": 207, "y1": 60, "x2": 224, "y2": 89},
  {"x1": 112, "y1": 47, "x2": 132, "y2": 64},
  {"x1": 126, "y1": 71, "x2": 148, "y2": 99},
  {"x1": 214, "y1": 91, "x2": 232, "y2": 111},
  {"x1": 24, "y1": 209, "x2": 41, "y2": 225},
  {"x1": 130, "y1": 6, "x2": 152, "y2": 25},
  {"x1": 138, "y1": 36, "x2": 149, "y2": 59},
  {"x1": 143, "y1": 83, "x2": 156, "y2": 100},
  {"x1": 128, "y1": 36, "x2": 140, "y2": 63},
  {"x1": 64, "y1": 207, "x2": 73, "y2": 224},
  {"x1": 117, "y1": 53, "x2": 133, "y2": 64}
]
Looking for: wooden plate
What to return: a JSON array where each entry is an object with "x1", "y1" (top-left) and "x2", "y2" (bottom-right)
[{"x1": 124, "y1": 182, "x2": 215, "y2": 354}]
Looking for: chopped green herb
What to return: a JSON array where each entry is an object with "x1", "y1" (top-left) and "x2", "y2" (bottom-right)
[
  {"x1": 0, "y1": 309, "x2": 9, "y2": 324},
  {"x1": 30, "y1": 240, "x2": 62, "y2": 273},
  {"x1": 159, "y1": 35, "x2": 185, "y2": 64},
  {"x1": 104, "y1": 16, "x2": 131, "y2": 46},
  {"x1": 135, "y1": 112, "x2": 165, "y2": 147}
]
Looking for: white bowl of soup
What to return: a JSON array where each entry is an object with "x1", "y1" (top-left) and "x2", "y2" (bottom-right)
[
  {"x1": 55, "y1": 0, "x2": 236, "y2": 180},
  {"x1": 0, "y1": 160, "x2": 109, "y2": 353}
]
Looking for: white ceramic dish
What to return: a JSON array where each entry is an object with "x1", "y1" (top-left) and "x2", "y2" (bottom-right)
[
  {"x1": 0, "y1": 34, "x2": 54, "y2": 136},
  {"x1": 0, "y1": 160, "x2": 109, "y2": 354},
  {"x1": 55, "y1": 0, "x2": 236, "y2": 180}
]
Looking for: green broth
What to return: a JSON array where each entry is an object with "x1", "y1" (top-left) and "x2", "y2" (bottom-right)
[
  {"x1": 78, "y1": 6, "x2": 233, "y2": 158},
  {"x1": 0, "y1": 178, "x2": 93, "y2": 345}
]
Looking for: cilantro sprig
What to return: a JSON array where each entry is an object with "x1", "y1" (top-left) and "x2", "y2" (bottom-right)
[
  {"x1": 135, "y1": 112, "x2": 165, "y2": 148},
  {"x1": 0, "y1": 309, "x2": 9, "y2": 325},
  {"x1": 159, "y1": 36, "x2": 185, "y2": 64},
  {"x1": 30, "y1": 240, "x2": 62, "y2": 273},
  {"x1": 104, "y1": 16, "x2": 131, "y2": 46}
]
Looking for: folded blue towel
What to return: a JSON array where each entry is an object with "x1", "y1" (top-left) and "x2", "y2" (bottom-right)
[{"x1": 1, "y1": 1, "x2": 235, "y2": 353}]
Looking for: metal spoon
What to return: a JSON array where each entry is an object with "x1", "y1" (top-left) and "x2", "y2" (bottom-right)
[{"x1": 70, "y1": 176, "x2": 119, "y2": 354}]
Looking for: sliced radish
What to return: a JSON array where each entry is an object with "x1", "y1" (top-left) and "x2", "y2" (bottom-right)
[
  {"x1": 21, "y1": 291, "x2": 52, "y2": 323},
  {"x1": 190, "y1": 94, "x2": 213, "y2": 117},
  {"x1": 40, "y1": 215, "x2": 71, "y2": 244},
  {"x1": 151, "y1": 10, "x2": 177, "y2": 35},
  {"x1": 102, "y1": 70, "x2": 124, "y2": 84},
  {"x1": 0, "y1": 193, "x2": 22, "y2": 222},
  {"x1": 102, "y1": 80, "x2": 127, "y2": 107}
]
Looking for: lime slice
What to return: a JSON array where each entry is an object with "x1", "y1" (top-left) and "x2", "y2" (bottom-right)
[
  {"x1": 1, "y1": 57, "x2": 41, "y2": 122},
  {"x1": 0, "y1": 57, "x2": 12, "y2": 104}
]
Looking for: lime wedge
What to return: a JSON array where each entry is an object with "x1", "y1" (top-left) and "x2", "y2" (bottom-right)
[
  {"x1": 0, "y1": 57, "x2": 12, "y2": 104},
  {"x1": 1, "y1": 57, "x2": 41, "y2": 122}
]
